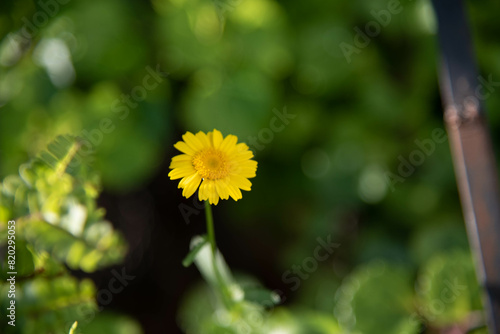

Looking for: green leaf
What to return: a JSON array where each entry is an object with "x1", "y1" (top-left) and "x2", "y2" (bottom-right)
[
  {"x1": 0, "y1": 239, "x2": 35, "y2": 280},
  {"x1": 242, "y1": 286, "x2": 281, "y2": 307},
  {"x1": 79, "y1": 312, "x2": 143, "y2": 334},
  {"x1": 38, "y1": 135, "x2": 81, "y2": 176},
  {"x1": 416, "y1": 250, "x2": 482, "y2": 326},
  {"x1": 266, "y1": 308, "x2": 342, "y2": 334},
  {"x1": 10, "y1": 240, "x2": 34, "y2": 278},
  {"x1": 0, "y1": 275, "x2": 97, "y2": 334},
  {"x1": 410, "y1": 224, "x2": 469, "y2": 265},
  {"x1": 0, "y1": 135, "x2": 127, "y2": 272},
  {"x1": 69, "y1": 321, "x2": 78, "y2": 334},
  {"x1": 182, "y1": 235, "x2": 208, "y2": 267},
  {"x1": 334, "y1": 260, "x2": 419, "y2": 334},
  {"x1": 31, "y1": 249, "x2": 67, "y2": 278},
  {"x1": 295, "y1": 311, "x2": 342, "y2": 334},
  {"x1": 190, "y1": 235, "x2": 234, "y2": 289},
  {"x1": 21, "y1": 219, "x2": 126, "y2": 272},
  {"x1": 177, "y1": 282, "x2": 218, "y2": 334},
  {"x1": 178, "y1": 279, "x2": 269, "y2": 334}
]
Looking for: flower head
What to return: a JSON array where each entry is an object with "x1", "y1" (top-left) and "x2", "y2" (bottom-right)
[{"x1": 169, "y1": 129, "x2": 257, "y2": 205}]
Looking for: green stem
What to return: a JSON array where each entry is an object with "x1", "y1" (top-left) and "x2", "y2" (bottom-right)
[
  {"x1": 54, "y1": 139, "x2": 81, "y2": 177},
  {"x1": 204, "y1": 201, "x2": 232, "y2": 309},
  {"x1": 205, "y1": 201, "x2": 216, "y2": 255}
]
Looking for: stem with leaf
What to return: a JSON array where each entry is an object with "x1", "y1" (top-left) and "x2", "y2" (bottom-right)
[{"x1": 204, "y1": 201, "x2": 233, "y2": 309}]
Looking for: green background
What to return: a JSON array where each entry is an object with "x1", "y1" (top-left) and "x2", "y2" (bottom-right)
[{"x1": 1, "y1": 0, "x2": 499, "y2": 332}]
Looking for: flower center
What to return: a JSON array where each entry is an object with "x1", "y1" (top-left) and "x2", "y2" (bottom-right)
[{"x1": 192, "y1": 149, "x2": 230, "y2": 180}]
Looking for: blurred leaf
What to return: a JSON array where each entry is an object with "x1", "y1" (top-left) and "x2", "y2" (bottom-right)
[
  {"x1": 410, "y1": 223, "x2": 469, "y2": 265},
  {"x1": 69, "y1": 321, "x2": 78, "y2": 334},
  {"x1": 177, "y1": 282, "x2": 217, "y2": 333},
  {"x1": 266, "y1": 307, "x2": 343, "y2": 334},
  {"x1": 31, "y1": 249, "x2": 67, "y2": 278},
  {"x1": 334, "y1": 260, "x2": 419, "y2": 334},
  {"x1": 80, "y1": 312, "x2": 143, "y2": 334},
  {"x1": 68, "y1": 0, "x2": 147, "y2": 80},
  {"x1": 0, "y1": 135, "x2": 127, "y2": 271},
  {"x1": 0, "y1": 135, "x2": 130, "y2": 333},
  {"x1": 191, "y1": 235, "x2": 234, "y2": 289},
  {"x1": 5, "y1": 240, "x2": 35, "y2": 278},
  {"x1": 416, "y1": 250, "x2": 482, "y2": 326},
  {"x1": 242, "y1": 286, "x2": 280, "y2": 307},
  {"x1": 183, "y1": 69, "x2": 275, "y2": 139},
  {"x1": 21, "y1": 219, "x2": 125, "y2": 272},
  {"x1": 0, "y1": 275, "x2": 97, "y2": 334},
  {"x1": 183, "y1": 235, "x2": 208, "y2": 267}
]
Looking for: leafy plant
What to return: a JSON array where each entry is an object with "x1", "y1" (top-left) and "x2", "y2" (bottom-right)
[{"x1": 0, "y1": 135, "x2": 139, "y2": 334}]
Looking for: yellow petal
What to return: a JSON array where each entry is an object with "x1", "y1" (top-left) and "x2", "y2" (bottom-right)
[
  {"x1": 227, "y1": 184, "x2": 242, "y2": 201},
  {"x1": 179, "y1": 172, "x2": 197, "y2": 187},
  {"x1": 234, "y1": 167, "x2": 257, "y2": 178},
  {"x1": 235, "y1": 142, "x2": 250, "y2": 152},
  {"x1": 174, "y1": 141, "x2": 196, "y2": 155},
  {"x1": 230, "y1": 174, "x2": 252, "y2": 191},
  {"x1": 171, "y1": 154, "x2": 192, "y2": 162},
  {"x1": 210, "y1": 192, "x2": 219, "y2": 205},
  {"x1": 195, "y1": 131, "x2": 211, "y2": 148},
  {"x1": 231, "y1": 160, "x2": 257, "y2": 177},
  {"x1": 169, "y1": 160, "x2": 193, "y2": 169},
  {"x1": 198, "y1": 179, "x2": 210, "y2": 201},
  {"x1": 206, "y1": 180, "x2": 217, "y2": 205},
  {"x1": 215, "y1": 179, "x2": 230, "y2": 200},
  {"x1": 181, "y1": 173, "x2": 202, "y2": 198},
  {"x1": 239, "y1": 160, "x2": 258, "y2": 168},
  {"x1": 182, "y1": 131, "x2": 204, "y2": 151},
  {"x1": 231, "y1": 151, "x2": 254, "y2": 162},
  {"x1": 220, "y1": 135, "x2": 238, "y2": 154},
  {"x1": 169, "y1": 167, "x2": 196, "y2": 180},
  {"x1": 211, "y1": 129, "x2": 223, "y2": 148}
]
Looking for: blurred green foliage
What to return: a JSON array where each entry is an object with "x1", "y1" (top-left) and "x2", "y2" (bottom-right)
[
  {"x1": 178, "y1": 236, "x2": 343, "y2": 333},
  {"x1": 1, "y1": 0, "x2": 499, "y2": 332},
  {"x1": 0, "y1": 136, "x2": 140, "y2": 333}
]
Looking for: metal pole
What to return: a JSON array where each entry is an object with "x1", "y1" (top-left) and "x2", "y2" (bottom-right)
[{"x1": 432, "y1": 0, "x2": 500, "y2": 332}]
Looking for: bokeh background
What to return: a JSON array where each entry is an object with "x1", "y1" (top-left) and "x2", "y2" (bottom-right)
[{"x1": 1, "y1": 0, "x2": 500, "y2": 333}]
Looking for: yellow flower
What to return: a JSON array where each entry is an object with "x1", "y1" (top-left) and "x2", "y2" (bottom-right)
[{"x1": 169, "y1": 129, "x2": 258, "y2": 205}]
